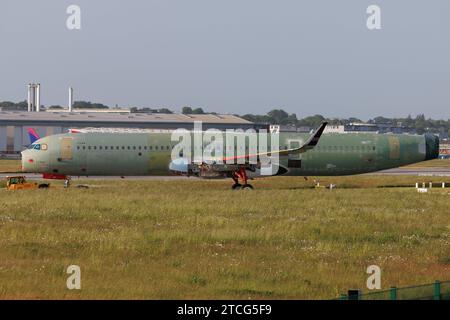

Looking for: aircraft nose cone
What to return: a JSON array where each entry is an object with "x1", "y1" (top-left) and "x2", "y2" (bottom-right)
[
  {"x1": 425, "y1": 134, "x2": 439, "y2": 160},
  {"x1": 21, "y1": 151, "x2": 34, "y2": 172}
]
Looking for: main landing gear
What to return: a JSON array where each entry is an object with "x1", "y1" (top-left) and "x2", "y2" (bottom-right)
[{"x1": 231, "y1": 168, "x2": 253, "y2": 190}]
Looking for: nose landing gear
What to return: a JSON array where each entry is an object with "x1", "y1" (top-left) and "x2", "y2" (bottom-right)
[{"x1": 64, "y1": 177, "x2": 71, "y2": 188}]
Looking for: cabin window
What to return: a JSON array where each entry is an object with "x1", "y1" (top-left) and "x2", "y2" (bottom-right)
[
  {"x1": 144, "y1": 146, "x2": 147, "y2": 150},
  {"x1": 93, "y1": 146, "x2": 97, "y2": 150},
  {"x1": 138, "y1": 146, "x2": 142, "y2": 150},
  {"x1": 105, "y1": 146, "x2": 108, "y2": 150},
  {"x1": 373, "y1": 146, "x2": 376, "y2": 151},
  {"x1": 77, "y1": 146, "x2": 80, "y2": 150},
  {"x1": 99, "y1": 146, "x2": 103, "y2": 150},
  {"x1": 149, "y1": 146, "x2": 152, "y2": 150},
  {"x1": 88, "y1": 146, "x2": 91, "y2": 150},
  {"x1": 82, "y1": 146, "x2": 86, "y2": 150},
  {"x1": 133, "y1": 146, "x2": 136, "y2": 150},
  {"x1": 122, "y1": 146, "x2": 125, "y2": 150}
]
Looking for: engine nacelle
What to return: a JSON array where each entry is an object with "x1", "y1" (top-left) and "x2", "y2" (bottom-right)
[{"x1": 169, "y1": 158, "x2": 189, "y2": 174}]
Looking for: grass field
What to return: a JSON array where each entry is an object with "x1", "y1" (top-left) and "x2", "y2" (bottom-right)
[
  {"x1": 0, "y1": 175, "x2": 449, "y2": 299},
  {"x1": 0, "y1": 159, "x2": 21, "y2": 173},
  {"x1": 404, "y1": 159, "x2": 450, "y2": 168}
]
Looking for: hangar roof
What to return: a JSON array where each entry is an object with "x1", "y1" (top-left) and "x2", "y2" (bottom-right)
[{"x1": 0, "y1": 111, "x2": 252, "y2": 124}]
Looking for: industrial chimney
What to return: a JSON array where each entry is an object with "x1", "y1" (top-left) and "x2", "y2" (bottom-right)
[
  {"x1": 69, "y1": 87, "x2": 74, "y2": 112},
  {"x1": 36, "y1": 83, "x2": 41, "y2": 112},
  {"x1": 26, "y1": 83, "x2": 42, "y2": 112},
  {"x1": 27, "y1": 84, "x2": 32, "y2": 112}
]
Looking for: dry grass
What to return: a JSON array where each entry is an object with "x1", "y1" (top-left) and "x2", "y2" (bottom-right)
[{"x1": 0, "y1": 176, "x2": 449, "y2": 300}]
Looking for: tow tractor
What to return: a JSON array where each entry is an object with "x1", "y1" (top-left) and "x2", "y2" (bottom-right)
[{"x1": 5, "y1": 176, "x2": 50, "y2": 190}]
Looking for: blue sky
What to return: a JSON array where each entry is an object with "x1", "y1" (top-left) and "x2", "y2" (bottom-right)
[{"x1": 1, "y1": 0, "x2": 449, "y2": 119}]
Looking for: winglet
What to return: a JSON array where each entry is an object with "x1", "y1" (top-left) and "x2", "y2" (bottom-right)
[
  {"x1": 284, "y1": 121, "x2": 327, "y2": 155},
  {"x1": 27, "y1": 128, "x2": 40, "y2": 144},
  {"x1": 216, "y1": 121, "x2": 328, "y2": 162},
  {"x1": 301, "y1": 121, "x2": 327, "y2": 150}
]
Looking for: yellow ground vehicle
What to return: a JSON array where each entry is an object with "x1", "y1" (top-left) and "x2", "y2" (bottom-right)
[{"x1": 5, "y1": 176, "x2": 50, "y2": 190}]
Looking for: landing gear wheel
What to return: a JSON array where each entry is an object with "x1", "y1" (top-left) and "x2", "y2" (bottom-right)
[
  {"x1": 231, "y1": 167, "x2": 255, "y2": 189},
  {"x1": 232, "y1": 183, "x2": 242, "y2": 190}
]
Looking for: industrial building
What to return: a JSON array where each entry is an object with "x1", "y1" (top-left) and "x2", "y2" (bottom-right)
[
  {"x1": 0, "y1": 111, "x2": 255, "y2": 156},
  {"x1": 323, "y1": 123, "x2": 417, "y2": 135},
  {"x1": 439, "y1": 142, "x2": 450, "y2": 159},
  {"x1": 0, "y1": 84, "x2": 253, "y2": 156}
]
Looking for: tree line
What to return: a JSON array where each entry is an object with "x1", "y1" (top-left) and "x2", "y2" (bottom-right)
[
  {"x1": 0, "y1": 100, "x2": 109, "y2": 110},
  {"x1": 1, "y1": 101, "x2": 448, "y2": 135},
  {"x1": 241, "y1": 110, "x2": 450, "y2": 135},
  {"x1": 242, "y1": 110, "x2": 450, "y2": 135}
]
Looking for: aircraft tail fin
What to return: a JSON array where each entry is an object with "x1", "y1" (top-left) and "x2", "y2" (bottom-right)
[{"x1": 27, "y1": 128, "x2": 40, "y2": 144}]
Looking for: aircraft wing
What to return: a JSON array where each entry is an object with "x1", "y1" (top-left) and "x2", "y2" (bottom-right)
[{"x1": 213, "y1": 122, "x2": 328, "y2": 163}]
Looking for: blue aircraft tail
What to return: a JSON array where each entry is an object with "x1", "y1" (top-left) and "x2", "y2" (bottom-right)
[{"x1": 27, "y1": 128, "x2": 40, "y2": 144}]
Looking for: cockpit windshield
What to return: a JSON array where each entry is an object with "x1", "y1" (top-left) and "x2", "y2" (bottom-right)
[{"x1": 27, "y1": 144, "x2": 45, "y2": 150}]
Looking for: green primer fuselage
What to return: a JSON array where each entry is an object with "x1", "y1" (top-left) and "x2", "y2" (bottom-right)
[{"x1": 21, "y1": 131, "x2": 439, "y2": 177}]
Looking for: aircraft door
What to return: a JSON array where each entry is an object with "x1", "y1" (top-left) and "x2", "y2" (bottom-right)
[
  {"x1": 56, "y1": 136, "x2": 87, "y2": 175},
  {"x1": 288, "y1": 140, "x2": 302, "y2": 168},
  {"x1": 74, "y1": 137, "x2": 88, "y2": 175},
  {"x1": 388, "y1": 137, "x2": 400, "y2": 160},
  {"x1": 59, "y1": 138, "x2": 73, "y2": 160}
]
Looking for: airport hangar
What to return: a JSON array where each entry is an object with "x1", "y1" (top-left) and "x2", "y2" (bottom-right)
[{"x1": 0, "y1": 111, "x2": 257, "y2": 157}]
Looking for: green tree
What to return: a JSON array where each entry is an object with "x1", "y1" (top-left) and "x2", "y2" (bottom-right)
[
  {"x1": 415, "y1": 114, "x2": 426, "y2": 135},
  {"x1": 73, "y1": 101, "x2": 109, "y2": 109},
  {"x1": 298, "y1": 114, "x2": 325, "y2": 127},
  {"x1": 157, "y1": 108, "x2": 173, "y2": 114},
  {"x1": 191, "y1": 108, "x2": 205, "y2": 114},
  {"x1": 267, "y1": 109, "x2": 289, "y2": 124},
  {"x1": 182, "y1": 106, "x2": 193, "y2": 114},
  {"x1": 0, "y1": 100, "x2": 27, "y2": 110}
]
